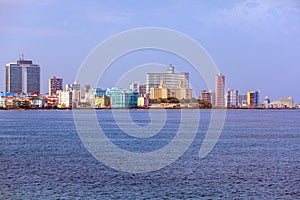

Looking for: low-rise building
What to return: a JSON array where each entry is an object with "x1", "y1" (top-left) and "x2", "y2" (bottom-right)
[
  {"x1": 106, "y1": 88, "x2": 138, "y2": 108},
  {"x1": 138, "y1": 96, "x2": 149, "y2": 108},
  {"x1": 280, "y1": 97, "x2": 293, "y2": 108}
]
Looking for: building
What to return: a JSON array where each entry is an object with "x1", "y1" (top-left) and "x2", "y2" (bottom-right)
[
  {"x1": 57, "y1": 90, "x2": 72, "y2": 108},
  {"x1": 139, "y1": 84, "x2": 147, "y2": 97},
  {"x1": 80, "y1": 85, "x2": 90, "y2": 100},
  {"x1": 280, "y1": 97, "x2": 293, "y2": 108},
  {"x1": 199, "y1": 90, "x2": 214, "y2": 105},
  {"x1": 225, "y1": 89, "x2": 238, "y2": 108},
  {"x1": 247, "y1": 90, "x2": 260, "y2": 108},
  {"x1": 106, "y1": 88, "x2": 138, "y2": 108},
  {"x1": 6, "y1": 55, "x2": 40, "y2": 94},
  {"x1": 146, "y1": 64, "x2": 189, "y2": 92},
  {"x1": 66, "y1": 81, "x2": 81, "y2": 107},
  {"x1": 94, "y1": 94, "x2": 110, "y2": 108},
  {"x1": 150, "y1": 81, "x2": 169, "y2": 99},
  {"x1": 215, "y1": 74, "x2": 225, "y2": 108},
  {"x1": 138, "y1": 96, "x2": 148, "y2": 107},
  {"x1": 264, "y1": 96, "x2": 271, "y2": 108},
  {"x1": 0, "y1": 97, "x2": 6, "y2": 108},
  {"x1": 48, "y1": 76, "x2": 63, "y2": 96},
  {"x1": 130, "y1": 82, "x2": 139, "y2": 93},
  {"x1": 238, "y1": 95, "x2": 248, "y2": 107}
]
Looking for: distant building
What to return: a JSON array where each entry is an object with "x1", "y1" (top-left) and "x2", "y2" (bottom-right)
[
  {"x1": 46, "y1": 96, "x2": 58, "y2": 108},
  {"x1": 66, "y1": 81, "x2": 81, "y2": 108},
  {"x1": 150, "y1": 81, "x2": 170, "y2": 99},
  {"x1": 149, "y1": 80, "x2": 194, "y2": 100},
  {"x1": 238, "y1": 95, "x2": 247, "y2": 107},
  {"x1": 199, "y1": 90, "x2": 214, "y2": 105},
  {"x1": 106, "y1": 88, "x2": 138, "y2": 108},
  {"x1": 215, "y1": 74, "x2": 225, "y2": 108},
  {"x1": 138, "y1": 96, "x2": 148, "y2": 107},
  {"x1": 247, "y1": 90, "x2": 260, "y2": 108},
  {"x1": 94, "y1": 94, "x2": 110, "y2": 108},
  {"x1": 130, "y1": 82, "x2": 139, "y2": 93},
  {"x1": 146, "y1": 64, "x2": 189, "y2": 92},
  {"x1": 139, "y1": 84, "x2": 147, "y2": 97},
  {"x1": 264, "y1": 96, "x2": 271, "y2": 108},
  {"x1": 225, "y1": 89, "x2": 238, "y2": 108},
  {"x1": 280, "y1": 97, "x2": 293, "y2": 108},
  {"x1": 80, "y1": 85, "x2": 90, "y2": 100},
  {"x1": 48, "y1": 76, "x2": 63, "y2": 96},
  {"x1": 57, "y1": 90, "x2": 72, "y2": 108},
  {"x1": 6, "y1": 55, "x2": 40, "y2": 94}
]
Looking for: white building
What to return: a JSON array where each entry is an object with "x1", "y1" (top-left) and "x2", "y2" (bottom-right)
[
  {"x1": 130, "y1": 82, "x2": 139, "y2": 93},
  {"x1": 57, "y1": 90, "x2": 72, "y2": 108},
  {"x1": 225, "y1": 89, "x2": 238, "y2": 108},
  {"x1": 280, "y1": 97, "x2": 293, "y2": 108}
]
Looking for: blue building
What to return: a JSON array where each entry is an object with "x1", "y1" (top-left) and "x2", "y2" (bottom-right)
[
  {"x1": 0, "y1": 92, "x2": 14, "y2": 97},
  {"x1": 106, "y1": 88, "x2": 138, "y2": 108}
]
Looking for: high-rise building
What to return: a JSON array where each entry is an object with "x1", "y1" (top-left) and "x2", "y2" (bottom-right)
[
  {"x1": 247, "y1": 90, "x2": 260, "y2": 108},
  {"x1": 48, "y1": 76, "x2": 63, "y2": 96},
  {"x1": 6, "y1": 56, "x2": 40, "y2": 94},
  {"x1": 146, "y1": 64, "x2": 189, "y2": 92},
  {"x1": 215, "y1": 74, "x2": 225, "y2": 108},
  {"x1": 225, "y1": 89, "x2": 238, "y2": 108}
]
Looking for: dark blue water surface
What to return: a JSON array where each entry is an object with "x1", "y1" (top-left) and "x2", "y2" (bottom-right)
[{"x1": 0, "y1": 110, "x2": 299, "y2": 199}]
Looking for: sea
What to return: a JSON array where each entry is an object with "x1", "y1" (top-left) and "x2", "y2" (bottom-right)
[{"x1": 0, "y1": 110, "x2": 299, "y2": 199}]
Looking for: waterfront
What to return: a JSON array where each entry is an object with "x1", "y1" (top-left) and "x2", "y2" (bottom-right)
[{"x1": 0, "y1": 110, "x2": 299, "y2": 199}]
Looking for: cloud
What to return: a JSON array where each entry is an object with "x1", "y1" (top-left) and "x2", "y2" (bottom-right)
[{"x1": 214, "y1": 0, "x2": 300, "y2": 34}]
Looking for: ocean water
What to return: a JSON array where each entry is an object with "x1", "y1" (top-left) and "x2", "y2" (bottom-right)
[{"x1": 0, "y1": 110, "x2": 299, "y2": 199}]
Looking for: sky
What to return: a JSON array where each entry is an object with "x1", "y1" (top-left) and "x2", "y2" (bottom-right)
[{"x1": 0, "y1": 0, "x2": 300, "y2": 102}]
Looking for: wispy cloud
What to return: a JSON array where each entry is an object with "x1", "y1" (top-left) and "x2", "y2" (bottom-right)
[{"x1": 215, "y1": 0, "x2": 300, "y2": 34}]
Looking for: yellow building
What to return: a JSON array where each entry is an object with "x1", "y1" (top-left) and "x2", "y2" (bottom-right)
[
  {"x1": 94, "y1": 94, "x2": 110, "y2": 108},
  {"x1": 138, "y1": 96, "x2": 148, "y2": 107}
]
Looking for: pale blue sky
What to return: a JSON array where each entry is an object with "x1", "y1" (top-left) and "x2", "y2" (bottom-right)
[{"x1": 1, "y1": 0, "x2": 300, "y2": 102}]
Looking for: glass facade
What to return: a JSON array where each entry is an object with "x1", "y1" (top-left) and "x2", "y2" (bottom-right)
[{"x1": 106, "y1": 88, "x2": 138, "y2": 108}]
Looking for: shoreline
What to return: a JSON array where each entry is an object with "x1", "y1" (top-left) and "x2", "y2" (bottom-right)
[{"x1": 0, "y1": 107, "x2": 298, "y2": 111}]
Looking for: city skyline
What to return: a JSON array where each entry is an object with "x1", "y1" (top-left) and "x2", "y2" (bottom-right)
[
  {"x1": 2, "y1": 57, "x2": 298, "y2": 105},
  {"x1": 1, "y1": 1, "x2": 300, "y2": 102}
]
